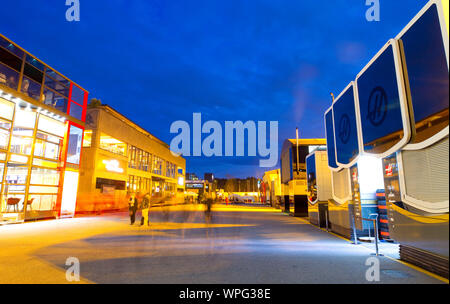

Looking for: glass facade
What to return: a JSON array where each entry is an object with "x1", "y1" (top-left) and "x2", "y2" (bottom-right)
[
  {"x1": 0, "y1": 33, "x2": 88, "y2": 222},
  {"x1": 0, "y1": 97, "x2": 67, "y2": 220},
  {"x1": 0, "y1": 34, "x2": 88, "y2": 121}
]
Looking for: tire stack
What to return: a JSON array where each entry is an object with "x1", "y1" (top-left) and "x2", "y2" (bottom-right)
[{"x1": 376, "y1": 189, "x2": 390, "y2": 240}]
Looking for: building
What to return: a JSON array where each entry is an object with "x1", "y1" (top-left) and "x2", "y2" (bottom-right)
[
  {"x1": 77, "y1": 104, "x2": 186, "y2": 212},
  {"x1": 204, "y1": 173, "x2": 214, "y2": 183},
  {"x1": 185, "y1": 179, "x2": 212, "y2": 200},
  {"x1": 186, "y1": 173, "x2": 199, "y2": 181},
  {"x1": 0, "y1": 33, "x2": 88, "y2": 223}
]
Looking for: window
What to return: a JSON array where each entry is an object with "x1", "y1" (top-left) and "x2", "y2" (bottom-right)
[
  {"x1": 0, "y1": 123, "x2": 10, "y2": 151},
  {"x1": 27, "y1": 194, "x2": 57, "y2": 212},
  {"x1": 0, "y1": 36, "x2": 24, "y2": 59},
  {"x1": 70, "y1": 84, "x2": 86, "y2": 105},
  {"x1": 43, "y1": 88, "x2": 68, "y2": 113},
  {"x1": 0, "y1": 45, "x2": 22, "y2": 73},
  {"x1": 0, "y1": 62, "x2": 19, "y2": 90},
  {"x1": 66, "y1": 125, "x2": 83, "y2": 165},
  {"x1": 142, "y1": 152, "x2": 150, "y2": 171},
  {"x1": 83, "y1": 130, "x2": 92, "y2": 147},
  {"x1": 136, "y1": 149, "x2": 142, "y2": 170},
  {"x1": 34, "y1": 138, "x2": 60, "y2": 160},
  {"x1": 10, "y1": 135, "x2": 33, "y2": 155},
  {"x1": 14, "y1": 109, "x2": 36, "y2": 129},
  {"x1": 45, "y1": 68, "x2": 70, "y2": 90},
  {"x1": 30, "y1": 167, "x2": 60, "y2": 186},
  {"x1": 21, "y1": 76, "x2": 42, "y2": 101},
  {"x1": 69, "y1": 102, "x2": 83, "y2": 121},
  {"x1": 23, "y1": 55, "x2": 43, "y2": 86},
  {"x1": 99, "y1": 133, "x2": 127, "y2": 156},
  {"x1": 0, "y1": 98, "x2": 14, "y2": 121},
  {"x1": 153, "y1": 156, "x2": 163, "y2": 175},
  {"x1": 68, "y1": 84, "x2": 86, "y2": 121},
  {"x1": 128, "y1": 146, "x2": 137, "y2": 169},
  {"x1": 127, "y1": 146, "x2": 153, "y2": 172},
  {"x1": 45, "y1": 76, "x2": 70, "y2": 97},
  {"x1": 5, "y1": 164, "x2": 28, "y2": 185},
  {"x1": 38, "y1": 115, "x2": 66, "y2": 137}
]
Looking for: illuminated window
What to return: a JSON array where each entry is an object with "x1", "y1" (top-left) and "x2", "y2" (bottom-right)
[
  {"x1": 14, "y1": 109, "x2": 36, "y2": 129},
  {"x1": 0, "y1": 97, "x2": 14, "y2": 120},
  {"x1": 38, "y1": 115, "x2": 66, "y2": 137},
  {"x1": 99, "y1": 132, "x2": 126, "y2": 156},
  {"x1": 5, "y1": 164, "x2": 28, "y2": 184},
  {"x1": 34, "y1": 139, "x2": 60, "y2": 160},
  {"x1": 30, "y1": 167, "x2": 60, "y2": 186},
  {"x1": 83, "y1": 130, "x2": 92, "y2": 147},
  {"x1": 0, "y1": 127, "x2": 10, "y2": 151},
  {"x1": 153, "y1": 156, "x2": 163, "y2": 175},
  {"x1": 66, "y1": 125, "x2": 83, "y2": 165},
  {"x1": 10, "y1": 135, "x2": 33, "y2": 155},
  {"x1": 27, "y1": 194, "x2": 57, "y2": 211}
]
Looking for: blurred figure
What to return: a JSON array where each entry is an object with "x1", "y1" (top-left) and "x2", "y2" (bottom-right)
[
  {"x1": 6, "y1": 75, "x2": 17, "y2": 89},
  {"x1": 140, "y1": 193, "x2": 151, "y2": 226},
  {"x1": 204, "y1": 198, "x2": 213, "y2": 223},
  {"x1": 21, "y1": 79, "x2": 30, "y2": 96},
  {"x1": 128, "y1": 195, "x2": 138, "y2": 225}
]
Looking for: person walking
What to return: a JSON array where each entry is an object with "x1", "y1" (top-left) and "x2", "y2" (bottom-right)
[
  {"x1": 128, "y1": 195, "x2": 137, "y2": 225},
  {"x1": 140, "y1": 193, "x2": 151, "y2": 226}
]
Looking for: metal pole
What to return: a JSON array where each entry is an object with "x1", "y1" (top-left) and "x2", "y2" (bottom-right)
[
  {"x1": 374, "y1": 217, "x2": 380, "y2": 256},
  {"x1": 296, "y1": 127, "x2": 300, "y2": 174},
  {"x1": 352, "y1": 211, "x2": 358, "y2": 245},
  {"x1": 325, "y1": 209, "x2": 329, "y2": 232}
]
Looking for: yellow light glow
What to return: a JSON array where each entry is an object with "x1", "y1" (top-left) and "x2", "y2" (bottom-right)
[
  {"x1": 102, "y1": 159, "x2": 124, "y2": 173},
  {"x1": 60, "y1": 170, "x2": 79, "y2": 217},
  {"x1": 38, "y1": 115, "x2": 66, "y2": 137},
  {"x1": 0, "y1": 97, "x2": 14, "y2": 120},
  {"x1": 9, "y1": 154, "x2": 28, "y2": 163}
]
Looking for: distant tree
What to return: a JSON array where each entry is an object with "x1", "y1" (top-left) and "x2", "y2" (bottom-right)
[{"x1": 88, "y1": 98, "x2": 102, "y2": 108}]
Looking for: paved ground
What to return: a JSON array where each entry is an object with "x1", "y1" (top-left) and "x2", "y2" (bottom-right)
[{"x1": 0, "y1": 204, "x2": 446, "y2": 284}]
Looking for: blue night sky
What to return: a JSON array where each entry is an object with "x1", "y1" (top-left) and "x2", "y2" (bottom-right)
[{"x1": 1, "y1": 0, "x2": 427, "y2": 178}]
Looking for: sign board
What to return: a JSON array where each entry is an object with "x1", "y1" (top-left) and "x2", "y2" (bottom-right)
[
  {"x1": 332, "y1": 82, "x2": 361, "y2": 167},
  {"x1": 397, "y1": 0, "x2": 449, "y2": 149},
  {"x1": 355, "y1": 39, "x2": 411, "y2": 158},
  {"x1": 324, "y1": 107, "x2": 340, "y2": 170},
  {"x1": 306, "y1": 152, "x2": 317, "y2": 204}
]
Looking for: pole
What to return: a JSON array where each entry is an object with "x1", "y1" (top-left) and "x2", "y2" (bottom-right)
[
  {"x1": 368, "y1": 213, "x2": 382, "y2": 256},
  {"x1": 352, "y1": 210, "x2": 358, "y2": 245},
  {"x1": 374, "y1": 219, "x2": 379, "y2": 256},
  {"x1": 296, "y1": 127, "x2": 300, "y2": 174}
]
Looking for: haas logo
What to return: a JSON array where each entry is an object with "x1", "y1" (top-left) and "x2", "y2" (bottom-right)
[
  {"x1": 367, "y1": 86, "x2": 388, "y2": 126},
  {"x1": 338, "y1": 114, "x2": 351, "y2": 144}
]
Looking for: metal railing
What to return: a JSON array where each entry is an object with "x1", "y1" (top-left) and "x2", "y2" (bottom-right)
[{"x1": 361, "y1": 213, "x2": 383, "y2": 256}]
